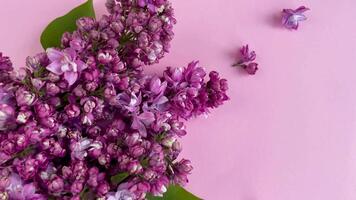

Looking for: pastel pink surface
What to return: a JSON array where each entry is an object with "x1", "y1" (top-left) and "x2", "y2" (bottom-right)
[{"x1": 1, "y1": 0, "x2": 356, "y2": 199}]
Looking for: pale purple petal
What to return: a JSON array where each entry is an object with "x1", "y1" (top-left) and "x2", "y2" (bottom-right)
[
  {"x1": 132, "y1": 117, "x2": 147, "y2": 137},
  {"x1": 46, "y1": 61, "x2": 63, "y2": 75},
  {"x1": 137, "y1": 112, "x2": 155, "y2": 125},
  {"x1": 64, "y1": 71, "x2": 78, "y2": 86},
  {"x1": 63, "y1": 48, "x2": 77, "y2": 60},
  {"x1": 46, "y1": 48, "x2": 63, "y2": 61},
  {"x1": 23, "y1": 183, "x2": 36, "y2": 197},
  {"x1": 295, "y1": 6, "x2": 310, "y2": 13},
  {"x1": 75, "y1": 59, "x2": 87, "y2": 72}
]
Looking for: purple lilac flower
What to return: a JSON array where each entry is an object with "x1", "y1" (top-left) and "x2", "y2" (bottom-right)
[
  {"x1": 46, "y1": 48, "x2": 87, "y2": 86},
  {"x1": 233, "y1": 45, "x2": 259, "y2": 75},
  {"x1": 282, "y1": 6, "x2": 310, "y2": 30}
]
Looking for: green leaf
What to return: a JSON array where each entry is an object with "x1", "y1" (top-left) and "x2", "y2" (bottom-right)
[
  {"x1": 40, "y1": 0, "x2": 96, "y2": 49},
  {"x1": 110, "y1": 172, "x2": 130, "y2": 185},
  {"x1": 147, "y1": 185, "x2": 202, "y2": 200}
]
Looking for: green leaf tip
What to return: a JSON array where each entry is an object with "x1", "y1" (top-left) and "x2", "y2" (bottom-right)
[
  {"x1": 40, "y1": 0, "x2": 96, "y2": 49},
  {"x1": 110, "y1": 172, "x2": 130, "y2": 185}
]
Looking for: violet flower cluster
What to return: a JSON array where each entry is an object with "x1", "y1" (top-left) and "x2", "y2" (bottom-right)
[{"x1": 0, "y1": 1, "x2": 228, "y2": 200}]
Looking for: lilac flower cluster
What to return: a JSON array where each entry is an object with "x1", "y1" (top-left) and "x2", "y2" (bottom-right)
[
  {"x1": 0, "y1": 1, "x2": 228, "y2": 200},
  {"x1": 61, "y1": 0, "x2": 176, "y2": 71}
]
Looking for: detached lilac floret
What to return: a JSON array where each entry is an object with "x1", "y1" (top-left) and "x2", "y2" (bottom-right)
[
  {"x1": 233, "y1": 45, "x2": 259, "y2": 75},
  {"x1": 282, "y1": 6, "x2": 310, "y2": 30}
]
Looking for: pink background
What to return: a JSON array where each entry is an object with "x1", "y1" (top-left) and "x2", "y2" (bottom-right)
[{"x1": 1, "y1": 0, "x2": 356, "y2": 199}]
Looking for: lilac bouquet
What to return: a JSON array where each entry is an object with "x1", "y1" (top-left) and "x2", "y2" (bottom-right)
[{"x1": 0, "y1": 0, "x2": 228, "y2": 199}]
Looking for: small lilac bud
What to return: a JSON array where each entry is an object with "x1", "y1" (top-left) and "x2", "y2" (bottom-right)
[
  {"x1": 125, "y1": 132, "x2": 141, "y2": 146},
  {"x1": 98, "y1": 154, "x2": 111, "y2": 166},
  {"x1": 76, "y1": 17, "x2": 96, "y2": 31},
  {"x1": 71, "y1": 181, "x2": 84, "y2": 194},
  {"x1": 81, "y1": 98, "x2": 96, "y2": 113},
  {"x1": 46, "y1": 83, "x2": 60, "y2": 96},
  {"x1": 111, "y1": 21, "x2": 124, "y2": 33},
  {"x1": 85, "y1": 82, "x2": 98, "y2": 92},
  {"x1": 127, "y1": 161, "x2": 143, "y2": 174},
  {"x1": 70, "y1": 38, "x2": 86, "y2": 51},
  {"x1": 106, "y1": 143, "x2": 120, "y2": 156},
  {"x1": 176, "y1": 159, "x2": 193, "y2": 174},
  {"x1": 129, "y1": 145, "x2": 145, "y2": 158},
  {"x1": 48, "y1": 177, "x2": 64, "y2": 193},
  {"x1": 48, "y1": 73, "x2": 60, "y2": 82},
  {"x1": 243, "y1": 62, "x2": 258, "y2": 75},
  {"x1": 97, "y1": 182, "x2": 110, "y2": 196},
  {"x1": 87, "y1": 126, "x2": 101, "y2": 137},
  {"x1": 73, "y1": 85, "x2": 87, "y2": 97},
  {"x1": 61, "y1": 166, "x2": 72, "y2": 179},
  {"x1": 1, "y1": 140, "x2": 15, "y2": 155},
  {"x1": 35, "y1": 152, "x2": 49, "y2": 169},
  {"x1": 50, "y1": 142, "x2": 66, "y2": 157},
  {"x1": 41, "y1": 138, "x2": 54, "y2": 150},
  {"x1": 31, "y1": 78, "x2": 45, "y2": 90},
  {"x1": 35, "y1": 103, "x2": 52, "y2": 118},
  {"x1": 107, "y1": 39, "x2": 119, "y2": 48},
  {"x1": 65, "y1": 104, "x2": 81, "y2": 118},
  {"x1": 16, "y1": 88, "x2": 36, "y2": 106},
  {"x1": 16, "y1": 111, "x2": 32, "y2": 124},
  {"x1": 143, "y1": 169, "x2": 156, "y2": 181},
  {"x1": 81, "y1": 113, "x2": 94, "y2": 126},
  {"x1": 48, "y1": 97, "x2": 61, "y2": 107},
  {"x1": 15, "y1": 134, "x2": 28, "y2": 150},
  {"x1": 40, "y1": 116, "x2": 56, "y2": 128},
  {"x1": 97, "y1": 52, "x2": 113, "y2": 64}
]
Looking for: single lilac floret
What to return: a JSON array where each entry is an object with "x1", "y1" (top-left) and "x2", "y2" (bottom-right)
[
  {"x1": 233, "y1": 45, "x2": 259, "y2": 75},
  {"x1": 282, "y1": 6, "x2": 310, "y2": 30},
  {"x1": 46, "y1": 48, "x2": 87, "y2": 86}
]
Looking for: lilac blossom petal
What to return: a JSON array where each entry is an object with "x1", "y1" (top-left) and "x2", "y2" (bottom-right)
[
  {"x1": 46, "y1": 61, "x2": 63, "y2": 75},
  {"x1": 64, "y1": 71, "x2": 78, "y2": 86}
]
